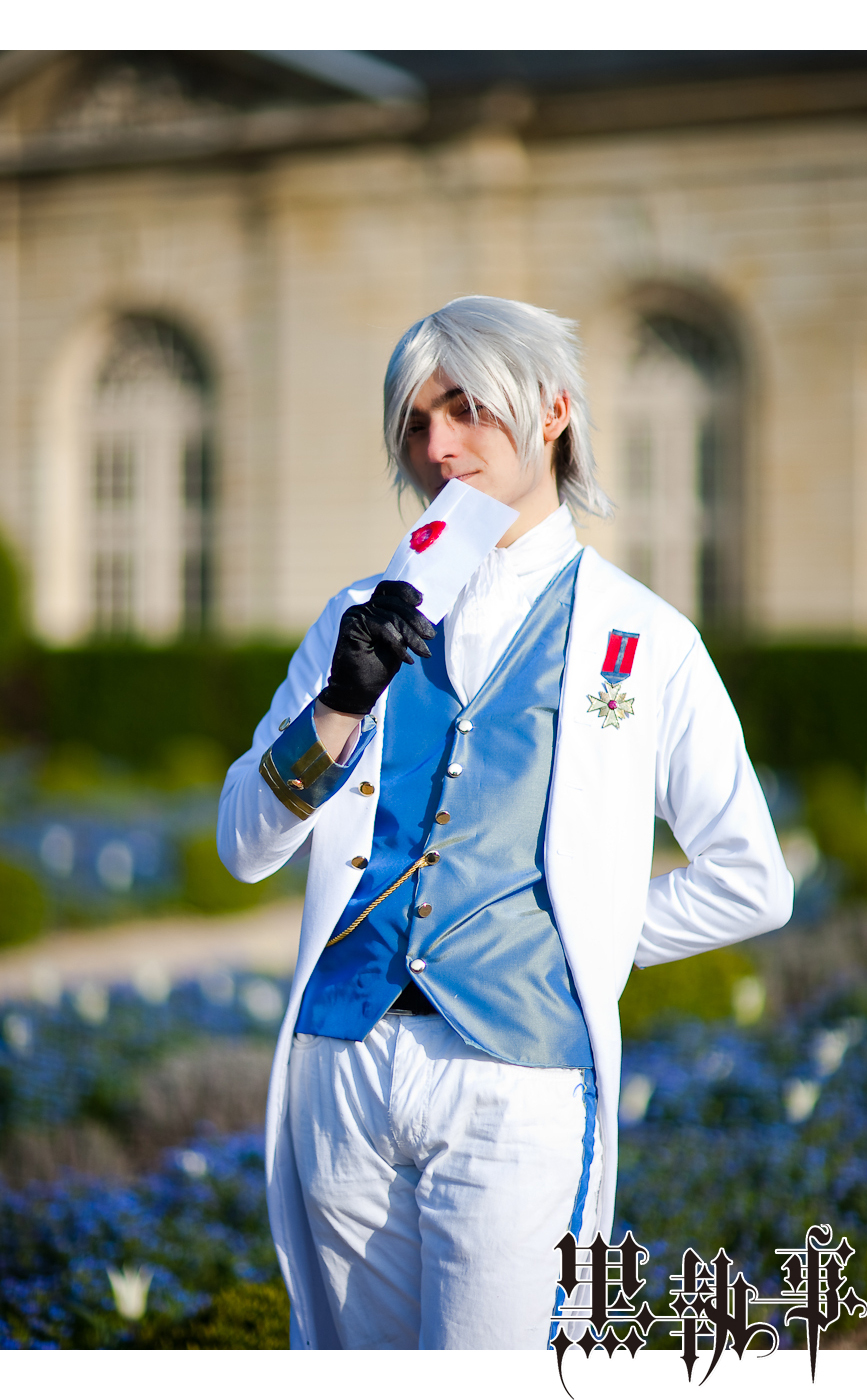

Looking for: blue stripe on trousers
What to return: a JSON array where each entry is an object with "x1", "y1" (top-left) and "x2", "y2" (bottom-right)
[{"x1": 548, "y1": 1065, "x2": 597, "y2": 1347}]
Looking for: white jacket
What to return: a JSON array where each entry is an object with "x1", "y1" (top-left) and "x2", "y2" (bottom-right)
[{"x1": 217, "y1": 545, "x2": 794, "y2": 1350}]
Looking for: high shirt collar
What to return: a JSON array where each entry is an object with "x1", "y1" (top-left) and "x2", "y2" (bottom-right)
[{"x1": 501, "y1": 503, "x2": 579, "y2": 579}]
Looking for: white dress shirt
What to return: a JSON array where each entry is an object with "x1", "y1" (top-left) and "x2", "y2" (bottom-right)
[{"x1": 444, "y1": 503, "x2": 581, "y2": 705}]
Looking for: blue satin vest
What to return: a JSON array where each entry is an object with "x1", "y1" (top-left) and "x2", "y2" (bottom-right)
[{"x1": 295, "y1": 555, "x2": 593, "y2": 1070}]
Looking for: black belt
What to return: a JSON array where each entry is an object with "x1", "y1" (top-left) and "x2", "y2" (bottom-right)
[{"x1": 390, "y1": 981, "x2": 437, "y2": 1015}]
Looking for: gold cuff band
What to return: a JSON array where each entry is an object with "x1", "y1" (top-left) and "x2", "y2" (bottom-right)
[
  {"x1": 291, "y1": 738, "x2": 333, "y2": 788},
  {"x1": 260, "y1": 750, "x2": 315, "y2": 819}
]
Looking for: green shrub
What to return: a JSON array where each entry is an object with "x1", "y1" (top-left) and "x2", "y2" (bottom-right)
[
  {"x1": 136, "y1": 1279, "x2": 290, "y2": 1349},
  {"x1": 0, "y1": 859, "x2": 45, "y2": 947},
  {"x1": 154, "y1": 735, "x2": 231, "y2": 788},
  {"x1": 802, "y1": 763, "x2": 867, "y2": 896},
  {"x1": 619, "y1": 944, "x2": 757, "y2": 1038},
  {"x1": 181, "y1": 834, "x2": 263, "y2": 914},
  {"x1": 37, "y1": 741, "x2": 118, "y2": 796},
  {"x1": 34, "y1": 736, "x2": 231, "y2": 799},
  {"x1": 0, "y1": 530, "x2": 23, "y2": 665}
]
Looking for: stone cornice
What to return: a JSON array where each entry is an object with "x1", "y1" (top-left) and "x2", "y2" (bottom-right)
[
  {"x1": 0, "y1": 51, "x2": 65, "y2": 100},
  {"x1": 2, "y1": 57, "x2": 867, "y2": 178},
  {"x1": 415, "y1": 67, "x2": 867, "y2": 146},
  {"x1": 0, "y1": 98, "x2": 427, "y2": 176},
  {"x1": 526, "y1": 68, "x2": 867, "y2": 140}
]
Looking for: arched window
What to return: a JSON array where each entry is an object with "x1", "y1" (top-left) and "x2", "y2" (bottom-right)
[
  {"x1": 88, "y1": 315, "x2": 214, "y2": 636},
  {"x1": 615, "y1": 295, "x2": 742, "y2": 626}
]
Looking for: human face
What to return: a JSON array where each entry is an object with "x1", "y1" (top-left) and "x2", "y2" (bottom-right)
[{"x1": 403, "y1": 373, "x2": 567, "y2": 546}]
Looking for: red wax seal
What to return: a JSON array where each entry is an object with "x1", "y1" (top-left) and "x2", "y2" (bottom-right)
[{"x1": 410, "y1": 521, "x2": 446, "y2": 553}]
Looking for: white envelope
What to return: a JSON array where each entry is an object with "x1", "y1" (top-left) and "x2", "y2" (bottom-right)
[{"x1": 382, "y1": 480, "x2": 519, "y2": 624}]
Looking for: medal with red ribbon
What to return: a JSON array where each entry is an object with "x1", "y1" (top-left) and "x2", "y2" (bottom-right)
[{"x1": 587, "y1": 629, "x2": 639, "y2": 729}]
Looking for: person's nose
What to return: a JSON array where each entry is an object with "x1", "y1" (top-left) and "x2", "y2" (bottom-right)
[{"x1": 425, "y1": 412, "x2": 461, "y2": 471}]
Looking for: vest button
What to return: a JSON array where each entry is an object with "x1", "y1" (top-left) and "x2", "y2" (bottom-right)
[
  {"x1": 409, "y1": 958, "x2": 426, "y2": 972},
  {"x1": 447, "y1": 763, "x2": 463, "y2": 778},
  {"x1": 456, "y1": 719, "x2": 473, "y2": 733},
  {"x1": 359, "y1": 782, "x2": 375, "y2": 796},
  {"x1": 350, "y1": 856, "x2": 368, "y2": 869},
  {"x1": 424, "y1": 850, "x2": 440, "y2": 864},
  {"x1": 416, "y1": 903, "x2": 432, "y2": 918},
  {"x1": 434, "y1": 810, "x2": 451, "y2": 824}
]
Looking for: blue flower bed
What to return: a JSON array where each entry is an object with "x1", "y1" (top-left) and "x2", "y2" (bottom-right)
[
  {"x1": 0, "y1": 976, "x2": 290, "y2": 1133},
  {"x1": 0, "y1": 970, "x2": 865, "y2": 1347},
  {"x1": 0, "y1": 973, "x2": 292, "y2": 1347},
  {"x1": 0, "y1": 1132, "x2": 275, "y2": 1348},
  {"x1": 615, "y1": 991, "x2": 867, "y2": 1342}
]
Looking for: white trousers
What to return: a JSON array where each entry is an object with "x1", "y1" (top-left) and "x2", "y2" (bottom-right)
[{"x1": 288, "y1": 1012, "x2": 597, "y2": 1350}]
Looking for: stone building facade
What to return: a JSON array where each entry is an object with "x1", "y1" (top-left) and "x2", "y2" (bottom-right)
[{"x1": 2, "y1": 49, "x2": 867, "y2": 642}]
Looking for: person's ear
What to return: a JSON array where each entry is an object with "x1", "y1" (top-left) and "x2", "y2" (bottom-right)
[{"x1": 542, "y1": 392, "x2": 570, "y2": 444}]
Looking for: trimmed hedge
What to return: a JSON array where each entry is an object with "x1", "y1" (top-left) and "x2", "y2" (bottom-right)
[
  {"x1": 0, "y1": 533, "x2": 22, "y2": 665},
  {"x1": 710, "y1": 641, "x2": 867, "y2": 774},
  {"x1": 0, "y1": 641, "x2": 297, "y2": 768},
  {"x1": 1, "y1": 636, "x2": 866, "y2": 776}
]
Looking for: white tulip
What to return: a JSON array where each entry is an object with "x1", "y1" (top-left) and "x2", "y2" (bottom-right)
[{"x1": 107, "y1": 1265, "x2": 154, "y2": 1321}]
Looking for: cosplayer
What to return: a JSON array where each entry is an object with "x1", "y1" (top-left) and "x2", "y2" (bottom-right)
[{"x1": 217, "y1": 296, "x2": 793, "y2": 1351}]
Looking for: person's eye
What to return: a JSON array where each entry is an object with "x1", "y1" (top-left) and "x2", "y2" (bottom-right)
[{"x1": 462, "y1": 402, "x2": 495, "y2": 428}]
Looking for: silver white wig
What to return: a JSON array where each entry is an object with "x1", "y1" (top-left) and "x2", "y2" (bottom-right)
[{"x1": 383, "y1": 295, "x2": 612, "y2": 519}]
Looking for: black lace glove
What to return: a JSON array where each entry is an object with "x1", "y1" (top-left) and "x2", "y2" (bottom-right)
[{"x1": 318, "y1": 581, "x2": 436, "y2": 716}]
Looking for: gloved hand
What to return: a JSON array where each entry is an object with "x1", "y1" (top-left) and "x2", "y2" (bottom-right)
[{"x1": 318, "y1": 581, "x2": 436, "y2": 715}]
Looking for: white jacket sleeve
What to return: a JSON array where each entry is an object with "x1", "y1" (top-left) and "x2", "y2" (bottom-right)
[
  {"x1": 216, "y1": 594, "x2": 343, "y2": 884},
  {"x1": 635, "y1": 636, "x2": 794, "y2": 967}
]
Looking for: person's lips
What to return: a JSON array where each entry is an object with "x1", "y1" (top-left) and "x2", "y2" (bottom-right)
[{"x1": 436, "y1": 470, "x2": 480, "y2": 491}]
